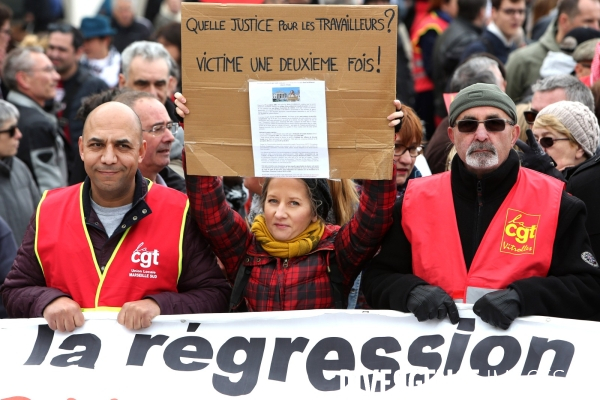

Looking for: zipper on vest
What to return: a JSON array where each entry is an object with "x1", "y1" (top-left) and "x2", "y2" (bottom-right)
[{"x1": 283, "y1": 258, "x2": 288, "y2": 268}]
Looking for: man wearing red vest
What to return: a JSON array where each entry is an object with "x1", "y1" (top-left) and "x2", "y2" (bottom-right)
[
  {"x1": 364, "y1": 83, "x2": 600, "y2": 329},
  {"x1": 1, "y1": 102, "x2": 231, "y2": 332}
]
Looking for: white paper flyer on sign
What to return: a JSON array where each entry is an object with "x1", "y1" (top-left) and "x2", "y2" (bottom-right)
[{"x1": 249, "y1": 80, "x2": 329, "y2": 178}]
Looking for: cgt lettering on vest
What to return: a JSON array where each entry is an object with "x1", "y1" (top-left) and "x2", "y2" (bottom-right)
[
  {"x1": 130, "y1": 242, "x2": 160, "y2": 279},
  {"x1": 501, "y1": 209, "x2": 540, "y2": 255},
  {"x1": 23, "y1": 318, "x2": 575, "y2": 396}
]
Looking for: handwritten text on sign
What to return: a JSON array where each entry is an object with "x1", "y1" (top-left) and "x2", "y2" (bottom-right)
[{"x1": 181, "y1": 4, "x2": 397, "y2": 179}]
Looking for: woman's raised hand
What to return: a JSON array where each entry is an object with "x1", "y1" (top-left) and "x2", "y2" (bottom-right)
[
  {"x1": 387, "y1": 99, "x2": 404, "y2": 133},
  {"x1": 174, "y1": 92, "x2": 189, "y2": 119}
]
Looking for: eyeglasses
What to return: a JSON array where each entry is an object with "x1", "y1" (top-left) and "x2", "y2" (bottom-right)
[
  {"x1": 523, "y1": 109, "x2": 538, "y2": 125},
  {"x1": 394, "y1": 145, "x2": 423, "y2": 157},
  {"x1": 454, "y1": 118, "x2": 514, "y2": 133},
  {"x1": 539, "y1": 137, "x2": 571, "y2": 148},
  {"x1": 0, "y1": 125, "x2": 18, "y2": 138},
  {"x1": 500, "y1": 8, "x2": 526, "y2": 16},
  {"x1": 142, "y1": 121, "x2": 179, "y2": 136}
]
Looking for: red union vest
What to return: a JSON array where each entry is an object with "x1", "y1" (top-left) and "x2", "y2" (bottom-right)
[
  {"x1": 402, "y1": 168, "x2": 564, "y2": 303},
  {"x1": 410, "y1": 12, "x2": 449, "y2": 93},
  {"x1": 35, "y1": 181, "x2": 188, "y2": 310}
]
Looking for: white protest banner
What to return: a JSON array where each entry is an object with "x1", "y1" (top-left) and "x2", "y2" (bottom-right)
[{"x1": 0, "y1": 307, "x2": 597, "y2": 399}]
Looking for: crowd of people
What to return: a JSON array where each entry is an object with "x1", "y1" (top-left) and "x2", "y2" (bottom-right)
[{"x1": 0, "y1": 0, "x2": 600, "y2": 334}]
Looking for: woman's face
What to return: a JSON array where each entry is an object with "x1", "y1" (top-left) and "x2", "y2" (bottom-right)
[
  {"x1": 394, "y1": 134, "x2": 418, "y2": 187},
  {"x1": 264, "y1": 178, "x2": 317, "y2": 242},
  {"x1": 532, "y1": 126, "x2": 586, "y2": 170}
]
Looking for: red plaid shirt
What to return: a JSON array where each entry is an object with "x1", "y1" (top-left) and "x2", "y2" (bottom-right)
[{"x1": 186, "y1": 174, "x2": 396, "y2": 311}]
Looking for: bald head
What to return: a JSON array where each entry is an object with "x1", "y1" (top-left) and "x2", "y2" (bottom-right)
[
  {"x1": 83, "y1": 101, "x2": 143, "y2": 144},
  {"x1": 79, "y1": 101, "x2": 147, "y2": 208}
]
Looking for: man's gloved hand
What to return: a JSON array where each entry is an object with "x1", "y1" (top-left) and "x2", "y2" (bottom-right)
[
  {"x1": 407, "y1": 285, "x2": 460, "y2": 324},
  {"x1": 515, "y1": 129, "x2": 565, "y2": 181},
  {"x1": 473, "y1": 289, "x2": 521, "y2": 330}
]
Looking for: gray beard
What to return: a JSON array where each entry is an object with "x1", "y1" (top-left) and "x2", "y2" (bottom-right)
[{"x1": 465, "y1": 142, "x2": 499, "y2": 170}]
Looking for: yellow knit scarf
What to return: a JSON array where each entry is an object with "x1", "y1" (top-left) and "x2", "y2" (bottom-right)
[{"x1": 251, "y1": 215, "x2": 325, "y2": 258}]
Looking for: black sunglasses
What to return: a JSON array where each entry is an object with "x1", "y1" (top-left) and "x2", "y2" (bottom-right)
[
  {"x1": 0, "y1": 125, "x2": 17, "y2": 138},
  {"x1": 523, "y1": 109, "x2": 538, "y2": 125},
  {"x1": 539, "y1": 137, "x2": 570, "y2": 148},
  {"x1": 455, "y1": 118, "x2": 514, "y2": 133}
]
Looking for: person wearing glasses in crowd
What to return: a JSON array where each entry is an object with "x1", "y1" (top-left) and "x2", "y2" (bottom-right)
[
  {"x1": 531, "y1": 100, "x2": 600, "y2": 263},
  {"x1": 461, "y1": 0, "x2": 526, "y2": 65},
  {"x1": 392, "y1": 105, "x2": 424, "y2": 197},
  {"x1": 0, "y1": 100, "x2": 40, "y2": 245},
  {"x1": 113, "y1": 90, "x2": 184, "y2": 192},
  {"x1": 525, "y1": 75, "x2": 594, "y2": 128},
  {"x1": 532, "y1": 101, "x2": 599, "y2": 177},
  {"x1": 1, "y1": 101, "x2": 230, "y2": 332},
  {"x1": 363, "y1": 83, "x2": 600, "y2": 330},
  {"x1": 515, "y1": 74, "x2": 595, "y2": 180},
  {"x1": 119, "y1": 41, "x2": 184, "y2": 177}
]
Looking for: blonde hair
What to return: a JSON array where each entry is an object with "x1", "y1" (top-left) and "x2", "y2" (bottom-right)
[
  {"x1": 327, "y1": 179, "x2": 359, "y2": 225},
  {"x1": 446, "y1": 145, "x2": 457, "y2": 171},
  {"x1": 533, "y1": 114, "x2": 579, "y2": 146},
  {"x1": 515, "y1": 102, "x2": 531, "y2": 142}
]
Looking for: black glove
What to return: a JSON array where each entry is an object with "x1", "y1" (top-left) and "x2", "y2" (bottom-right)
[
  {"x1": 515, "y1": 129, "x2": 565, "y2": 182},
  {"x1": 407, "y1": 285, "x2": 460, "y2": 324},
  {"x1": 473, "y1": 289, "x2": 521, "y2": 330}
]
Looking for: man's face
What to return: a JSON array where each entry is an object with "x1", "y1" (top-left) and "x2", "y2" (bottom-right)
[
  {"x1": 80, "y1": 104, "x2": 146, "y2": 206},
  {"x1": 132, "y1": 98, "x2": 175, "y2": 178},
  {"x1": 19, "y1": 52, "x2": 60, "y2": 104},
  {"x1": 492, "y1": 0, "x2": 526, "y2": 39},
  {"x1": 529, "y1": 88, "x2": 567, "y2": 126},
  {"x1": 565, "y1": 0, "x2": 600, "y2": 32},
  {"x1": 448, "y1": 106, "x2": 520, "y2": 177},
  {"x1": 0, "y1": 117, "x2": 22, "y2": 158},
  {"x1": 47, "y1": 31, "x2": 80, "y2": 75},
  {"x1": 120, "y1": 57, "x2": 171, "y2": 105},
  {"x1": 82, "y1": 37, "x2": 109, "y2": 60},
  {"x1": 113, "y1": 0, "x2": 135, "y2": 27}
]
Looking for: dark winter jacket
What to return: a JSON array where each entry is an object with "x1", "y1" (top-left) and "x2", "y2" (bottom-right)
[
  {"x1": 186, "y1": 172, "x2": 396, "y2": 312},
  {"x1": 433, "y1": 17, "x2": 483, "y2": 118},
  {"x1": 363, "y1": 150, "x2": 600, "y2": 321},
  {"x1": 7, "y1": 91, "x2": 69, "y2": 191},
  {"x1": 60, "y1": 66, "x2": 108, "y2": 184},
  {"x1": 0, "y1": 156, "x2": 40, "y2": 244},
  {"x1": 566, "y1": 153, "x2": 600, "y2": 260},
  {"x1": 0, "y1": 216, "x2": 17, "y2": 318},
  {"x1": 461, "y1": 28, "x2": 517, "y2": 65},
  {"x1": 1, "y1": 170, "x2": 231, "y2": 318}
]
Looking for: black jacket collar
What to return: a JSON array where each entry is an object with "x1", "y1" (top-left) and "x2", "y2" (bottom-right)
[{"x1": 451, "y1": 149, "x2": 520, "y2": 202}]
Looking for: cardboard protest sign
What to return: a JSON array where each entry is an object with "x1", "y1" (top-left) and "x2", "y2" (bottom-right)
[{"x1": 181, "y1": 4, "x2": 397, "y2": 179}]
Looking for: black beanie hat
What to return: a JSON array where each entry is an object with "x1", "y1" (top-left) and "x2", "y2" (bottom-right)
[{"x1": 302, "y1": 178, "x2": 333, "y2": 221}]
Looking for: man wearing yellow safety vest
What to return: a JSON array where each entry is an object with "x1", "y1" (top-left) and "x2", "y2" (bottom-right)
[
  {"x1": 364, "y1": 83, "x2": 600, "y2": 329},
  {"x1": 1, "y1": 102, "x2": 230, "y2": 332}
]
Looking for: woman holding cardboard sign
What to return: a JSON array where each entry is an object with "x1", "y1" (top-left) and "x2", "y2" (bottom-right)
[{"x1": 176, "y1": 93, "x2": 400, "y2": 311}]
